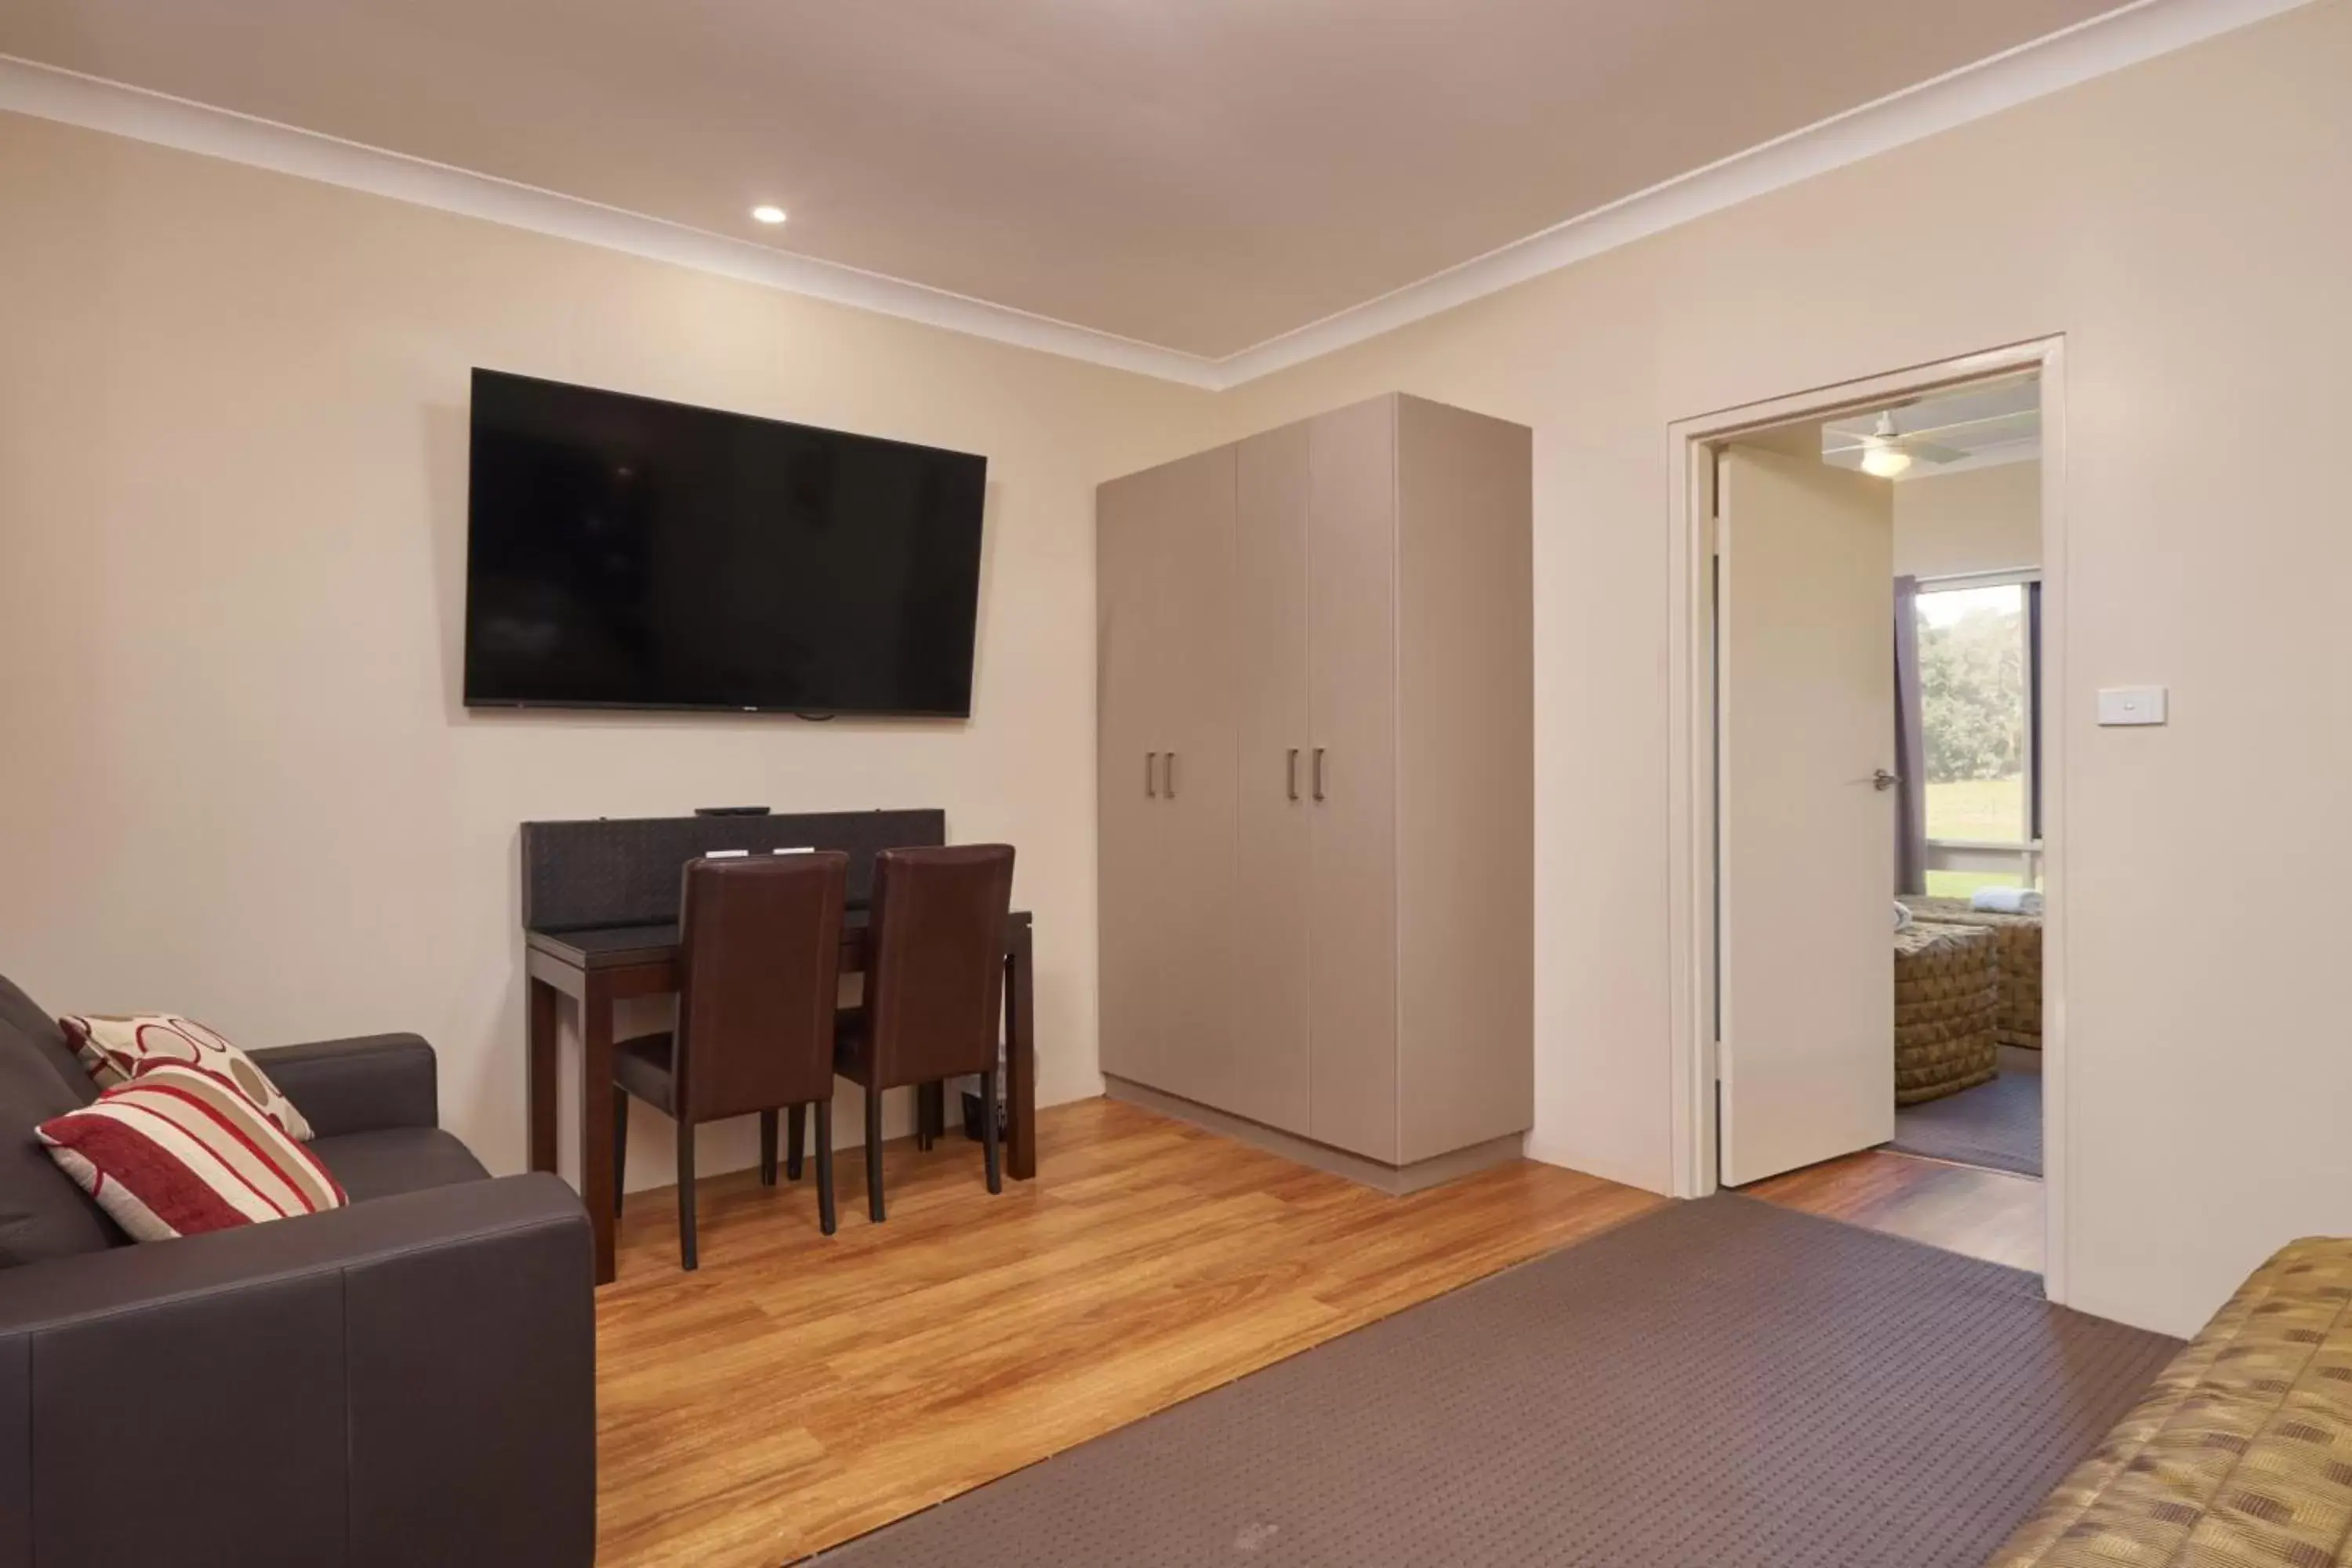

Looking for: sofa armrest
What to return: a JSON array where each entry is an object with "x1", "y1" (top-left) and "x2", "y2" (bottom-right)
[
  {"x1": 251, "y1": 1032, "x2": 439, "y2": 1137},
  {"x1": 0, "y1": 1174, "x2": 594, "y2": 1568}
]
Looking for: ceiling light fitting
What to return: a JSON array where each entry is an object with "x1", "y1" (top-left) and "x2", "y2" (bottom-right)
[{"x1": 1859, "y1": 442, "x2": 1913, "y2": 478}]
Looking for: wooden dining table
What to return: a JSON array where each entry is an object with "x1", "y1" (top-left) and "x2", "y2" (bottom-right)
[{"x1": 524, "y1": 909, "x2": 1036, "y2": 1284}]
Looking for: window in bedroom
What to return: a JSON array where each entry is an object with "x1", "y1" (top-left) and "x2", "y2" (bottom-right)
[{"x1": 1917, "y1": 575, "x2": 2041, "y2": 896}]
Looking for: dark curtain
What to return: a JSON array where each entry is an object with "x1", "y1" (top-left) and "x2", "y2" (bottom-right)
[{"x1": 1893, "y1": 575, "x2": 1929, "y2": 895}]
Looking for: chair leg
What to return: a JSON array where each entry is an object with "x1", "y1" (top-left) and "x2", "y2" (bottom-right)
[
  {"x1": 759, "y1": 1109, "x2": 779, "y2": 1188},
  {"x1": 980, "y1": 1068, "x2": 1002, "y2": 1195},
  {"x1": 612, "y1": 1091, "x2": 629, "y2": 1217},
  {"x1": 677, "y1": 1120, "x2": 699, "y2": 1272},
  {"x1": 786, "y1": 1103, "x2": 806, "y2": 1181},
  {"x1": 815, "y1": 1100, "x2": 837, "y2": 1236},
  {"x1": 865, "y1": 1081, "x2": 886, "y2": 1223},
  {"x1": 916, "y1": 1080, "x2": 936, "y2": 1152}
]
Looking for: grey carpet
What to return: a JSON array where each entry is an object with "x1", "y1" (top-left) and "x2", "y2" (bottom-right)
[
  {"x1": 1889, "y1": 1046, "x2": 2043, "y2": 1176},
  {"x1": 812, "y1": 1195, "x2": 2177, "y2": 1568}
]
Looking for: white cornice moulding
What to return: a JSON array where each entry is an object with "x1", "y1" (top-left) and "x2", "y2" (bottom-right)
[
  {"x1": 0, "y1": 54, "x2": 1226, "y2": 389},
  {"x1": 1209, "y1": 0, "x2": 2315, "y2": 386},
  {"x1": 0, "y1": 0, "x2": 2313, "y2": 393}
]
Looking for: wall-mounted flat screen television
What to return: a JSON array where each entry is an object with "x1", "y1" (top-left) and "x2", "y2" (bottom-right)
[{"x1": 463, "y1": 369, "x2": 987, "y2": 717}]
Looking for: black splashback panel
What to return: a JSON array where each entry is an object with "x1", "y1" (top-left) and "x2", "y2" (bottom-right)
[{"x1": 521, "y1": 809, "x2": 946, "y2": 931}]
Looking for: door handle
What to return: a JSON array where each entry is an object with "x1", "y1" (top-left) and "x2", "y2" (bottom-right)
[
  {"x1": 1872, "y1": 768, "x2": 1901, "y2": 792},
  {"x1": 1146, "y1": 752, "x2": 1158, "y2": 798},
  {"x1": 1312, "y1": 747, "x2": 1327, "y2": 803},
  {"x1": 1164, "y1": 751, "x2": 1177, "y2": 800},
  {"x1": 1287, "y1": 748, "x2": 1300, "y2": 801}
]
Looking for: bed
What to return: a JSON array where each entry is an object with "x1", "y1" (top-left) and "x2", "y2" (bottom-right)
[
  {"x1": 1893, "y1": 921, "x2": 1999, "y2": 1104},
  {"x1": 1905, "y1": 895, "x2": 2042, "y2": 1050}
]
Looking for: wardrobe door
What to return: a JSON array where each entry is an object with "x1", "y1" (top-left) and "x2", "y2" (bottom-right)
[
  {"x1": 1095, "y1": 464, "x2": 1172, "y2": 1091},
  {"x1": 1229, "y1": 424, "x2": 1313, "y2": 1134},
  {"x1": 1305, "y1": 397, "x2": 1401, "y2": 1162},
  {"x1": 1149, "y1": 445, "x2": 1241, "y2": 1107}
]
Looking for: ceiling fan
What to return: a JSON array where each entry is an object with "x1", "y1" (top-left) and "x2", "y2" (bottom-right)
[{"x1": 1823, "y1": 412, "x2": 1966, "y2": 478}]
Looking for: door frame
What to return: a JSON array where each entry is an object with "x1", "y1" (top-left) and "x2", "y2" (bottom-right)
[{"x1": 1664, "y1": 337, "x2": 2071, "y2": 1301}]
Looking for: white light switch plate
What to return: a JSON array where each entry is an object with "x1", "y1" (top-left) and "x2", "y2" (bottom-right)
[{"x1": 2096, "y1": 686, "x2": 2168, "y2": 726}]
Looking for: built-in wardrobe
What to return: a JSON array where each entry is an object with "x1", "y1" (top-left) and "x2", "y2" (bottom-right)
[{"x1": 1096, "y1": 393, "x2": 1533, "y2": 1189}]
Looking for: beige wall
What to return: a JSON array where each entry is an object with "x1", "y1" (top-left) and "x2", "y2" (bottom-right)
[
  {"x1": 0, "y1": 112, "x2": 1217, "y2": 1189},
  {"x1": 1203, "y1": 0, "x2": 2352, "y2": 1334},
  {"x1": 1896, "y1": 462, "x2": 2042, "y2": 579}
]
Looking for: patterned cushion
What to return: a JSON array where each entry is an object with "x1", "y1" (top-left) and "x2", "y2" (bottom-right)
[
  {"x1": 1991, "y1": 1236, "x2": 2352, "y2": 1567},
  {"x1": 58, "y1": 1013, "x2": 314, "y2": 1141},
  {"x1": 34, "y1": 1065, "x2": 347, "y2": 1243}
]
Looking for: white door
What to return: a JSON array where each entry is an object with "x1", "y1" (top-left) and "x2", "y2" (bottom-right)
[{"x1": 1717, "y1": 445, "x2": 1896, "y2": 1185}]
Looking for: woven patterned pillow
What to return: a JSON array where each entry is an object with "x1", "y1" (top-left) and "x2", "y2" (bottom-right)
[
  {"x1": 57, "y1": 1013, "x2": 314, "y2": 1141},
  {"x1": 35, "y1": 1065, "x2": 347, "y2": 1243}
]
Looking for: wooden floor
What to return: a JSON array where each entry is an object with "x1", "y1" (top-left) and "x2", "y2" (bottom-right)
[
  {"x1": 595, "y1": 1096, "x2": 1666, "y2": 1566},
  {"x1": 1741, "y1": 1148, "x2": 2045, "y2": 1273}
]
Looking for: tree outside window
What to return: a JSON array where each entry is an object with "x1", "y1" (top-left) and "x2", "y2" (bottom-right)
[{"x1": 1917, "y1": 583, "x2": 2034, "y2": 894}]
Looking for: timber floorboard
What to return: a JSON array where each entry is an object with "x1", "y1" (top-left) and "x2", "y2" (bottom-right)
[
  {"x1": 596, "y1": 1095, "x2": 1665, "y2": 1566},
  {"x1": 1741, "y1": 1148, "x2": 2045, "y2": 1274}
]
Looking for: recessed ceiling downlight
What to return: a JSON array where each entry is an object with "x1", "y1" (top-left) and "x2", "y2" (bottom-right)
[{"x1": 751, "y1": 205, "x2": 788, "y2": 226}]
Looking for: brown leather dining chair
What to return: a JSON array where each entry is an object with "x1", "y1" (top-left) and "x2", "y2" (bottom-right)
[
  {"x1": 834, "y1": 844, "x2": 1015, "y2": 1222},
  {"x1": 613, "y1": 851, "x2": 848, "y2": 1269}
]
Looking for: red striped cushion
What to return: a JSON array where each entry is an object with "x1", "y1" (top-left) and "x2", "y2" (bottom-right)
[{"x1": 36, "y1": 1065, "x2": 347, "y2": 1242}]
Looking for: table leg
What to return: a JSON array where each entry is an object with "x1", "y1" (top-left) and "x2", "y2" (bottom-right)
[
  {"x1": 578, "y1": 976, "x2": 618, "y2": 1286},
  {"x1": 1005, "y1": 927, "x2": 1036, "y2": 1181},
  {"x1": 527, "y1": 975, "x2": 558, "y2": 1174}
]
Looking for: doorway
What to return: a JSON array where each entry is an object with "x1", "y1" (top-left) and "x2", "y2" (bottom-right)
[{"x1": 1664, "y1": 342, "x2": 2068, "y2": 1295}]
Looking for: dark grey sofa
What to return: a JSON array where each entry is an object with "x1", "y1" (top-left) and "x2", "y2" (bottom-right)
[{"x1": 0, "y1": 973, "x2": 596, "y2": 1568}]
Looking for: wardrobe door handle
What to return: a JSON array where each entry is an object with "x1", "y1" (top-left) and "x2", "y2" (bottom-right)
[
  {"x1": 1145, "y1": 752, "x2": 1158, "y2": 798},
  {"x1": 1164, "y1": 751, "x2": 1177, "y2": 800},
  {"x1": 1312, "y1": 747, "x2": 1327, "y2": 802},
  {"x1": 1287, "y1": 748, "x2": 1300, "y2": 801}
]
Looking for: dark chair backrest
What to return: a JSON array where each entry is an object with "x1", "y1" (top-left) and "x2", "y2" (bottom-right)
[
  {"x1": 521, "y1": 810, "x2": 945, "y2": 931},
  {"x1": 863, "y1": 844, "x2": 1015, "y2": 1090},
  {"x1": 674, "y1": 853, "x2": 848, "y2": 1123}
]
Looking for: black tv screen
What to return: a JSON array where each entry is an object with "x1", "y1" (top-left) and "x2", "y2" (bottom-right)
[{"x1": 463, "y1": 369, "x2": 987, "y2": 717}]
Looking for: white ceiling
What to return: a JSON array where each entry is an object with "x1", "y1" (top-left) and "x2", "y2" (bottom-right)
[{"x1": 1, "y1": 0, "x2": 2140, "y2": 360}]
